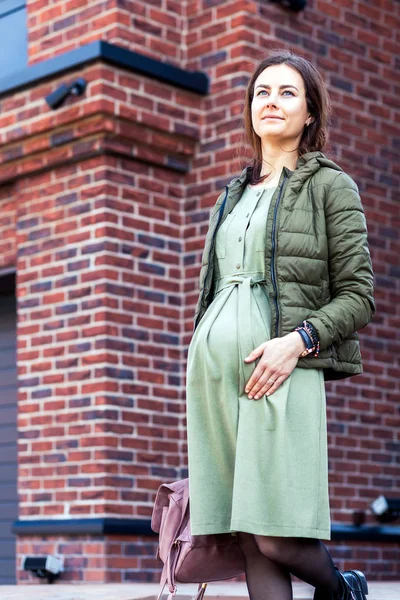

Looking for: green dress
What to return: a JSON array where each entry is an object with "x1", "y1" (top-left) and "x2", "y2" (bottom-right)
[{"x1": 186, "y1": 183, "x2": 331, "y2": 540}]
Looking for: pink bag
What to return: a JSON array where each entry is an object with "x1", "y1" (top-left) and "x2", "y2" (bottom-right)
[{"x1": 151, "y1": 478, "x2": 245, "y2": 600}]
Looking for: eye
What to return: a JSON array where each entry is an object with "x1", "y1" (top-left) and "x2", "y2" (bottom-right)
[{"x1": 256, "y1": 90, "x2": 294, "y2": 96}]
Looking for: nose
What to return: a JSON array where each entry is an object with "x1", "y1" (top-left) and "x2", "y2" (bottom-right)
[{"x1": 264, "y1": 92, "x2": 279, "y2": 107}]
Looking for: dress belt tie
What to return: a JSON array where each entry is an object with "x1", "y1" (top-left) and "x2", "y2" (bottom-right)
[{"x1": 214, "y1": 274, "x2": 268, "y2": 392}]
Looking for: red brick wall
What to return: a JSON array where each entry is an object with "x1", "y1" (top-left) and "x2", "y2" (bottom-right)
[
  {"x1": 182, "y1": 0, "x2": 400, "y2": 582},
  {"x1": 17, "y1": 535, "x2": 157, "y2": 583},
  {"x1": 1, "y1": 57, "x2": 200, "y2": 581},
  {"x1": 28, "y1": 0, "x2": 185, "y2": 65},
  {"x1": 0, "y1": 0, "x2": 398, "y2": 584},
  {"x1": 183, "y1": 0, "x2": 400, "y2": 527}
]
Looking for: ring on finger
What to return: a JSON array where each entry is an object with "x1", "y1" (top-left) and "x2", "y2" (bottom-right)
[{"x1": 253, "y1": 377, "x2": 276, "y2": 399}]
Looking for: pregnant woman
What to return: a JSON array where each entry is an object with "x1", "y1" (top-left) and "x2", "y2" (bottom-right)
[{"x1": 186, "y1": 50, "x2": 375, "y2": 600}]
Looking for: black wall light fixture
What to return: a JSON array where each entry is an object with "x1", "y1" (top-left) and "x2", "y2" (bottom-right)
[
  {"x1": 22, "y1": 555, "x2": 64, "y2": 584},
  {"x1": 45, "y1": 77, "x2": 87, "y2": 109},
  {"x1": 270, "y1": 0, "x2": 307, "y2": 11},
  {"x1": 371, "y1": 495, "x2": 400, "y2": 524}
]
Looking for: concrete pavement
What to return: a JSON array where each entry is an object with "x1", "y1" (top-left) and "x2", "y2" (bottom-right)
[{"x1": 0, "y1": 581, "x2": 399, "y2": 600}]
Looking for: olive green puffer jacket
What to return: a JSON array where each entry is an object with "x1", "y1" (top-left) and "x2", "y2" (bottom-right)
[{"x1": 193, "y1": 151, "x2": 376, "y2": 381}]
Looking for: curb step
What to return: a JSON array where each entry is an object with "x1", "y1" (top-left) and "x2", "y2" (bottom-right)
[{"x1": 0, "y1": 582, "x2": 398, "y2": 599}]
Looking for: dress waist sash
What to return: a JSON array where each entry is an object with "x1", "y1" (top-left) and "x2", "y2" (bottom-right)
[{"x1": 214, "y1": 273, "x2": 269, "y2": 390}]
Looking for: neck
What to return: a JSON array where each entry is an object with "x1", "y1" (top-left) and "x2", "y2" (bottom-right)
[{"x1": 259, "y1": 141, "x2": 299, "y2": 179}]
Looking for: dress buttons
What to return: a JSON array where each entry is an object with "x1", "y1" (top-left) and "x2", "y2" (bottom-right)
[
  {"x1": 238, "y1": 236, "x2": 242, "y2": 242},
  {"x1": 246, "y1": 213, "x2": 250, "y2": 218},
  {"x1": 236, "y1": 263, "x2": 241, "y2": 269},
  {"x1": 256, "y1": 191, "x2": 261, "y2": 197}
]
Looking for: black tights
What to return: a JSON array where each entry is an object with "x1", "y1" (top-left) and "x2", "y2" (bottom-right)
[{"x1": 237, "y1": 532, "x2": 341, "y2": 600}]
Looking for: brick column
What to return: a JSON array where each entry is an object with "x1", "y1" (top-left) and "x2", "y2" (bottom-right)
[{"x1": 3, "y1": 44, "x2": 204, "y2": 580}]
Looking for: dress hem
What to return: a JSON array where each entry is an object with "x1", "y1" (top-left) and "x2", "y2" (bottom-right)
[{"x1": 191, "y1": 521, "x2": 331, "y2": 541}]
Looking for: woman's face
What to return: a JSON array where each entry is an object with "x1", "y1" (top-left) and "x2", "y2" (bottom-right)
[{"x1": 251, "y1": 63, "x2": 312, "y2": 145}]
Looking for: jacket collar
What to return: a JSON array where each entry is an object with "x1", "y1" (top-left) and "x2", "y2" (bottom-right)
[
  {"x1": 225, "y1": 163, "x2": 292, "y2": 199},
  {"x1": 226, "y1": 151, "x2": 343, "y2": 195}
]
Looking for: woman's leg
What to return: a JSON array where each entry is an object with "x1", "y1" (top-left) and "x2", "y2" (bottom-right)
[
  {"x1": 253, "y1": 534, "x2": 342, "y2": 596},
  {"x1": 237, "y1": 532, "x2": 293, "y2": 600}
]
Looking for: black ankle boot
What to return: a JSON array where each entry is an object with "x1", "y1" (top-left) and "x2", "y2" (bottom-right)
[
  {"x1": 337, "y1": 567, "x2": 369, "y2": 599},
  {"x1": 313, "y1": 566, "x2": 369, "y2": 600}
]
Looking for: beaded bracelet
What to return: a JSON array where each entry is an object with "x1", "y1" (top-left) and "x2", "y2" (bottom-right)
[
  {"x1": 304, "y1": 320, "x2": 319, "y2": 347},
  {"x1": 294, "y1": 320, "x2": 320, "y2": 358},
  {"x1": 304, "y1": 320, "x2": 320, "y2": 356}
]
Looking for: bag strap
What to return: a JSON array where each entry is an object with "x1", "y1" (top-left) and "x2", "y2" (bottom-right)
[
  {"x1": 157, "y1": 561, "x2": 180, "y2": 600},
  {"x1": 156, "y1": 484, "x2": 189, "y2": 598},
  {"x1": 181, "y1": 481, "x2": 190, "y2": 527},
  {"x1": 193, "y1": 583, "x2": 207, "y2": 600},
  {"x1": 156, "y1": 481, "x2": 206, "y2": 599},
  {"x1": 156, "y1": 578, "x2": 205, "y2": 600}
]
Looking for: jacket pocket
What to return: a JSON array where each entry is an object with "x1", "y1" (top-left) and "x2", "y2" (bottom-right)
[{"x1": 215, "y1": 213, "x2": 236, "y2": 259}]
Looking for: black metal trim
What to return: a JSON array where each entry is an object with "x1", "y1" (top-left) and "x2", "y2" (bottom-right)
[
  {"x1": 331, "y1": 523, "x2": 400, "y2": 542},
  {"x1": 12, "y1": 518, "x2": 157, "y2": 536},
  {"x1": 0, "y1": 40, "x2": 209, "y2": 99},
  {"x1": 0, "y1": 0, "x2": 25, "y2": 19},
  {"x1": 12, "y1": 519, "x2": 400, "y2": 541},
  {"x1": 0, "y1": 271, "x2": 15, "y2": 295},
  {"x1": 269, "y1": 0, "x2": 307, "y2": 12},
  {"x1": 0, "y1": 267, "x2": 16, "y2": 277}
]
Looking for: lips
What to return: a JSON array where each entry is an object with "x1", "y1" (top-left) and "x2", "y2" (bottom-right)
[{"x1": 262, "y1": 115, "x2": 283, "y2": 120}]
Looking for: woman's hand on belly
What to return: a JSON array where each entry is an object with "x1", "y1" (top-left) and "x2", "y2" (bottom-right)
[{"x1": 243, "y1": 332, "x2": 306, "y2": 399}]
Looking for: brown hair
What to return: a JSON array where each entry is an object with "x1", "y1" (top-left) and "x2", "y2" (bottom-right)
[{"x1": 241, "y1": 49, "x2": 332, "y2": 185}]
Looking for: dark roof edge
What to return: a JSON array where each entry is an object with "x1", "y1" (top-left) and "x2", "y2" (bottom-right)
[
  {"x1": 0, "y1": 40, "x2": 209, "y2": 99},
  {"x1": 12, "y1": 517, "x2": 156, "y2": 536},
  {"x1": 12, "y1": 518, "x2": 400, "y2": 541},
  {"x1": 331, "y1": 523, "x2": 400, "y2": 542}
]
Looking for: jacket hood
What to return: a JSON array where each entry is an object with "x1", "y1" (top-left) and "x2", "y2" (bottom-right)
[{"x1": 229, "y1": 151, "x2": 344, "y2": 195}]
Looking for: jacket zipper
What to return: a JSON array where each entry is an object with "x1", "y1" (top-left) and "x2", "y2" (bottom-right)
[
  {"x1": 271, "y1": 175, "x2": 287, "y2": 338},
  {"x1": 194, "y1": 185, "x2": 229, "y2": 330}
]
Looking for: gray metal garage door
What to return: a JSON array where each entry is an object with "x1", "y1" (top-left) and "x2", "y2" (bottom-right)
[{"x1": 0, "y1": 272, "x2": 17, "y2": 584}]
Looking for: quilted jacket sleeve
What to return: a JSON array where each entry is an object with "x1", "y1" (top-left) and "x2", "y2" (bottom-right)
[{"x1": 306, "y1": 171, "x2": 376, "y2": 351}]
